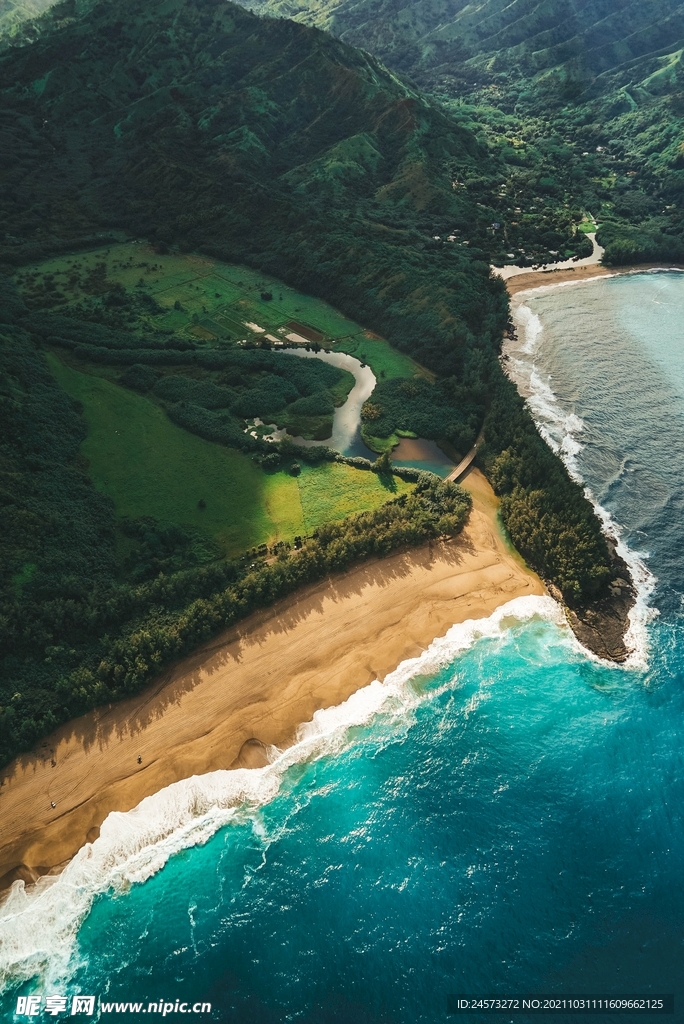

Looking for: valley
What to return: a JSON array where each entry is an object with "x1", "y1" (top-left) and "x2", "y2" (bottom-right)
[{"x1": 0, "y1": 0, "x2": 633, "y2": 773}]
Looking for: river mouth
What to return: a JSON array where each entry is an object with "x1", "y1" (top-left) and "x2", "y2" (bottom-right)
[{"x1": 391, "y1": 437, "x2": 455, "y2": 478}]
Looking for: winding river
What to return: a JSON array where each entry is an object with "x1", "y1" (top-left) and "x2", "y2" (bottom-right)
[
  {"x1": 280, "y1": 347, "x2": 456, "y2": 475},
  {"x1": 282, "y1": 347, "x2": 377, "y2": 458}
]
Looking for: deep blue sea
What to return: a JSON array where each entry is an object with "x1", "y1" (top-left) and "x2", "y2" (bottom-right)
[{"x1": 2, "y1": 271, "x2": 684, "y2": 1022}]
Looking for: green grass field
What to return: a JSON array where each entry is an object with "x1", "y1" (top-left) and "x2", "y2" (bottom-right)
[
  {"x1": 297, "y1": 462, "x2": 411, "y2": 532},
  {"x1": 332, "y1": 334, "x2": 428, "y2": 381},
  {"x1": 46, "y1": 352, "x2": 296, "y2": 555},
  {"x1": 47, "y1": 353, "x2": 412, "y2": 557},
  {"x1": 27, "y1": 248, "x2": 421, "y2": 561},
  {"x1": 16, "y1": 243, "x2": 426, "y2": 382},
  {"x1": 14, "y1": 243, "x2": 366, "y2": 343}
]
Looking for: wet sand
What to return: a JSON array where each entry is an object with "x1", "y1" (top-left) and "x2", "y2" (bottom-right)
[{"x1": 0, "y1": 469, "x2": 544, "y2": 891}]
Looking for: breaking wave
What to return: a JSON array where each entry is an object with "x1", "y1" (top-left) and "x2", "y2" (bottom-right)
[
  {"x1": 0, "y1": 596, "x2": 564, "y2": 995},
  {"x1": 504, "y1": 292, "x2": 656, "y2": 670}
]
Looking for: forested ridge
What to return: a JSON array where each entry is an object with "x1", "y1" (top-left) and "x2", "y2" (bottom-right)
[
  {"x1": 0, "y1": 0, "x2": 621, "y2": 765},
  {"x1": 242, "y1": 0, "x2": 684, "y2": 268}
]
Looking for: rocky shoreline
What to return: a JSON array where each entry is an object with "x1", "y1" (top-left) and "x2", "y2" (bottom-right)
[
  {"x1": 549, "y1": 549, "x2": 637, "y2": 663},
  {"x1": 500, "y1": 260, "x2": 656, "y2": 665}
]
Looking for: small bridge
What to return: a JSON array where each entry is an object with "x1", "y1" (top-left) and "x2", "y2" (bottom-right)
[{"x1": 446, "y1": 429, "x2": 485, "y2": 483}]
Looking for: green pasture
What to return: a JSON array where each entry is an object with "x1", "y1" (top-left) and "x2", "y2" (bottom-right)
[
  {"x1": 333, "y1": 334, "x2": 427, "y2": 381},
  {"x1": 46, "y1": 353, "x2": 299, "y2": 555},
  {"x1": 210, "y1": 260, "x2": 361, "y2": 337},
  {"x1": 46, "y1": 352, "x2": 411, "y2": 557},
  {"x1": 297, "y1": 463, "x2": 411, "y2": 533}
]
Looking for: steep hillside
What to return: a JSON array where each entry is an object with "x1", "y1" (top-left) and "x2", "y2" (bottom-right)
[
  {"x1": 6, "y1": 0, "x2": 682, "y2": 260},
  {"x1": 0, "y1": 0, "x2": 599, "y2": 319},
  {"x1": 243, "y1": 0, "x2": 684, "y2": 263},
  {"x1": 0, "y1": 0, "x2": 516, "y2": 363},
  {"x1": 244, "y1": 0, "x2": 684, "y2": 101}
]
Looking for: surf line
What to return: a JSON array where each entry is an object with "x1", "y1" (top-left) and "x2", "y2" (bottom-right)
[
  {"x1": 502, "y1": 280, "x2": 657, "y2": 669},
  {"x1": 0, "y1": 595, "x2": 563, "y2": 995}
]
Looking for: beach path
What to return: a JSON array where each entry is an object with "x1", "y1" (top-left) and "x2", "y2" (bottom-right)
[{"x1": 0, "y1": 469, "x2": 544, "y2": 889}]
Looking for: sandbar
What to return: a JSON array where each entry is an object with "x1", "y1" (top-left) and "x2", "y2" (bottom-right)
[{"x1": 0, "y1": 469, "x2": 544, "y2": 890}]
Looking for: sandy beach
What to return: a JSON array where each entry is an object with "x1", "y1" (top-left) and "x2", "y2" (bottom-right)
[
  {"x1": 0, "y1": 468, "x2": 544, "y2": 891},
  {"x1": 493, "y1": 225, "x2": 684, "y2": 296},
  {"x1": 505, "y1": 261, "x2": 684, "y2": 296}
]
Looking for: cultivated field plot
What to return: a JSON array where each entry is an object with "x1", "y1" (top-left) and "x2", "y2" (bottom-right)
[{"x1": 14, "y1": 242, "x2": 427, "y2": 379}]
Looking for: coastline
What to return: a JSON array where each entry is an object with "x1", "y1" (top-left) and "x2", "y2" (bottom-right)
[
  {"x1": 2, "y1": 257, "x2": 667, "y2": 895},
  {"x1": 500, "y1": 259, "x2": 674, "y2": 660},
  {"x1": 505, "y1": 260, "x2": 684, "y2": 296},
  {"x1": 0, "y1": 468, "x2": 544, "y2": 892}
]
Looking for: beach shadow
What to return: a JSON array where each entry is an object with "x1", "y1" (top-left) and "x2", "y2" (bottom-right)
[{"x1": 0, "y1": 530, "x2": 478, "y2": 786}]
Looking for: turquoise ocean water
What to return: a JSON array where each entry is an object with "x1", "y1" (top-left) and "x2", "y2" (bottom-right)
[{"x1": 2, "y1": 271, "x2": 684, "y2": 1021}]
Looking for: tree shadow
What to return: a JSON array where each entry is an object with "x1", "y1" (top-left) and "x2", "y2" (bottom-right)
[
  {"x1": 0, "y1": 535, "x2": 477, "y2": 793},
  {"x1": 378, "y1": 469, "x2": 397, "y2": 492}
]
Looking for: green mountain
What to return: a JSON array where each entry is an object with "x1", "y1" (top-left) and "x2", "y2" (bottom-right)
[
  {"x1": 243, "y1": 0, "x2": 684, "y2": 264},
  {"x1": 0, "y1": 0, "x2": 594, "y2": 333},
  {"x1": 245, "y1": 0, "x2": 684, "y2": 101},
  {"x1": 5, "y1": 0, "x2": 682, "y2": 262}
]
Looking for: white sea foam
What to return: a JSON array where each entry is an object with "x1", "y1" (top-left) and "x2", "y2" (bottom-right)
[
  {"x1": 588, "y1": 495, "x2": 656, "y2": 670},
  {"x1": 514, "y1": 302, "x2": 544, "y2": 355},
  {"x1": 506, "y1": 305, "x2": 587, "y2": 482},
  {"x1": 0, "y1": 595, "x2": 562, "y2": 995},
  {"x1": 504, "y1": 297, "x2": 656, "y2": 670}
]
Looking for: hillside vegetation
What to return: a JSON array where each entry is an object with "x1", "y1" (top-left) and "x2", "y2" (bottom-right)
[
  {"x1": 243, "y1": 0, "x2": 684, "y2": 266},
  {"x1": 0, "y1": 0, "x2": 54, "y2": 40},
  {"x1": 0, "y1": 0, "x2": 620, "y2": 765}
]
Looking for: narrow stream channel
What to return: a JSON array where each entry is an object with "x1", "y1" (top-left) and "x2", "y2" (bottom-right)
[
  {"x1": 281, "y1": 348, "x2": 377, "y2": 458},
  {"x1": 270, "y1": 346, "x2": 455, "y2": 476}
]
